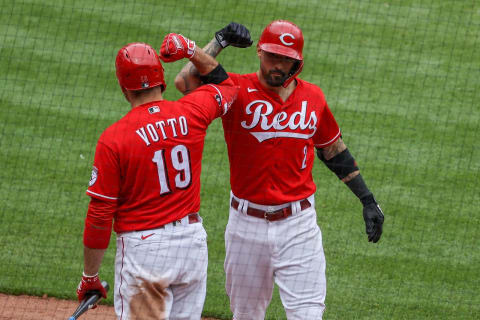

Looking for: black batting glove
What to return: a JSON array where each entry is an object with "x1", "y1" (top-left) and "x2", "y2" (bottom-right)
[
  {"x1": 361, "y1": 195, "x2": 384, "y2": 243},
  {"x1": 215, "y1": 22, "x2": 253, "y2": 48}
]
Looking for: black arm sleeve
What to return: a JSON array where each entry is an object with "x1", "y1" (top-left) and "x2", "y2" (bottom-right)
[
  {"x1": 199, "y1": 64, "x2": 228, "y2": 84},
  {"x1": 316, "y1": 148, "x2": 359, "y2": 180}
]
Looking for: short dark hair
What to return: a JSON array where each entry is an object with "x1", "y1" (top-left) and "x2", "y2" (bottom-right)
[{"x1": 129, "y1": 85, "x2": 162, "y2": 98}]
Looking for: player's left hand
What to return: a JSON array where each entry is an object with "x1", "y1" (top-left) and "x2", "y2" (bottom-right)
[
  {"x1": 76, "y1": 273, "x2": 107, "y2": 304},
  {"x1": 215, "y1": 22, "x2": 253, "y2": 48},
  {"x1": 362, "y1": 196, "x2": 384, "y2": 243},
  {"x1": 160, "y1": 33, "x2": 196, "y2": 63}
]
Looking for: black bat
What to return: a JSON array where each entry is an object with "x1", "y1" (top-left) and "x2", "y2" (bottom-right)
[{"x1": 68, "y1": 281, "x2": 109, "y2": 320}]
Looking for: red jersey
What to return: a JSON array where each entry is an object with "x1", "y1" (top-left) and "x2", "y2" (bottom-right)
[
  {"x1": 87, "y1": 79, "x2": 238, "y2": 233},
  {"x1": 223, "y1": 73, "x2": 340, "y2": 205}
]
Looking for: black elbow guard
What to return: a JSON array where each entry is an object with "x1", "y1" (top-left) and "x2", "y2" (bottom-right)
[
  {"x1": 317, "y1": 148, "x2": 359, "y2": 179},
  {"x1": 199, "y1": 64, "x2": 228, "y2": 84}
]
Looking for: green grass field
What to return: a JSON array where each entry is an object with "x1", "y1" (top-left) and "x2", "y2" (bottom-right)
[{"x1": 1, "y1": 0, "x2": 479, "y2": 319}]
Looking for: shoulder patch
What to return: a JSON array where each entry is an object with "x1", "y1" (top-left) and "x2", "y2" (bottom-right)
[
  {"x1": 214, "y1": 94, "x2": 222, "y2": 107},
  {"x1": 89, "y1": 166, "x2": 98, "y2": 187}
]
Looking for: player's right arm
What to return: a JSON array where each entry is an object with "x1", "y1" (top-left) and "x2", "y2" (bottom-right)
[
  {"x1": 174, "y1": 22, "x2": 253, "y2": 95},
  {"x1": 78, "y1": 139, "x2": 118, "y2": 301},
  {"x1": 178, "y1": 70, "x2": 238, "y2": 123},
  {"x1": 174, "y1": 39, "x2": 222, "y2": 94},
  {"x1": 159, "y1": 32, "x2": 239, "y2": 120}
]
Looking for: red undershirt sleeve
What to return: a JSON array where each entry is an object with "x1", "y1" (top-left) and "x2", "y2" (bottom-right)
[{"x1": 83, "y1": 197, "x2": 115, "y2": 249}]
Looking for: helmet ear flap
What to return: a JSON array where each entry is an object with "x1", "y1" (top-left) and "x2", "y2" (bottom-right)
[
  {"x1": 282, "y1": 59, "x2": 303, "y2": 88},
  {"x1": 288, "y1": 60, "x2": 302, "y2": 78}
]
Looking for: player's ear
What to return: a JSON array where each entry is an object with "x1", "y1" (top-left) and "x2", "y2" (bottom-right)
[
  {"x1": 121, "y1": 86, "x2": 131, "y2": 103},
  {"x1": 256, "y1": 45, "x2": 262, "y2": 58}
]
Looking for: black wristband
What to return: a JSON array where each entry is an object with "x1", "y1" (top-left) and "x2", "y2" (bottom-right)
[
  {"x1": 317, "y1": 148, "x2": 359, "y2": 179},
  {"x1": 345, "y1": 174, "x2": 373, "y2": 205},
  {"x1": 199, "y1": 64, "x2": 228, "y2": 84}
]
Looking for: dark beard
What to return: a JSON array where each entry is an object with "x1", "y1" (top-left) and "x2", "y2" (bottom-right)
[{"x1": 264, "y1": 70, "x2": 288, "y2": 87}]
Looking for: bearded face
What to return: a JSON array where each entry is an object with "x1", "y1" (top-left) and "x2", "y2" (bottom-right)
[
  {"x1": 258, "y1": 50, "x2": 298, "y2": 87},
  {"x1": 260, "y1": 65, "x2": 288, "y2": 87}
]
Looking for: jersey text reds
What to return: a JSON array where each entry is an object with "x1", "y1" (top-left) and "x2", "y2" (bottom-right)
[{"x1": 241, "y1": 100, "x2": 317, "y2": 142}]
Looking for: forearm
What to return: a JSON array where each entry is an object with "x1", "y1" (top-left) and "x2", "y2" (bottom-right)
[
  {"x1": 83, "y1": 246, "x2": 106, "y2": 276},
  {"x1": 319, "y1": 138, "x2": 359, "y2": 182},
  {"x1": 175, "y1": 38, "x2": 223, "y2": 94},
  {"x1": 190, "y1": 44, "x2": 220, "y2": 76}
]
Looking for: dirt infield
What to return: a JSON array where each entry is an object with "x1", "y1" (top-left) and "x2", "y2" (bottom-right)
[{"x1": 0, "y1": 294, "x2": 219, "y2": 320}]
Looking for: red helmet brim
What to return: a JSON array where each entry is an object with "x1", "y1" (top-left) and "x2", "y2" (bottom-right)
[{"x1": 259, "y1": 43, "x2": 303, "y2": 60}]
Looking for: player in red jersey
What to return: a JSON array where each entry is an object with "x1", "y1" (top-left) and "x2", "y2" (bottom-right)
[
  {"x1": 75, "y1": 33, "x2": 238, "y2": 319},
  {"x1": 175, "y1": 21, "x2": 384, "y2": 319}
]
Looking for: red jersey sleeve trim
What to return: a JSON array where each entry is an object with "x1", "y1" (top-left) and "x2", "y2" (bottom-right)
[
  {"x1": 86, "y1": 190, "x2": 118, "y2": 201},
  {"x1": 314, "y1": 129, "x2": 341, "y2": 148}
]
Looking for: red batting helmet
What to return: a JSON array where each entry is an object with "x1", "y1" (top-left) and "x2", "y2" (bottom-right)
[
  {"x1": 258, "y1": 20, "x2": 304, "y2": 61},
  {"x1": 115, "y1": 42, "x2": 166, "y2": 92},
  {"x1": 258, "y1": 20, "x2": 304, "y2": 87}
]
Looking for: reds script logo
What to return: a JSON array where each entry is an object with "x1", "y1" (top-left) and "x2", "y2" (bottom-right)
[{"x1": 240, "y1": 100, "x2": 317, "y2": 142}]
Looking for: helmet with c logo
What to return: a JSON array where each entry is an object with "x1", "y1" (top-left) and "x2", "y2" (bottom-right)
[
  {"x1": 258, "y1": 20, "x2": 304, "y2": 87},
  {"x1": 258, "y1": 20, "x2": 304, "y2": 60},
  {"x1": 115, "y1": 42, "x2": 166, "y2": 92}
]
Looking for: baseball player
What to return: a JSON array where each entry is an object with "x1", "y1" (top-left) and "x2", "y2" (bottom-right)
[
  {"x1": 175, "y1": 20, "x2": 385, "y2": 319},
  {"x1": 76, "y1": 33, "x2": 238, "y2": 320}
]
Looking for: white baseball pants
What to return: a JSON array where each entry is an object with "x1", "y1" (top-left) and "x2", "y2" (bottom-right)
[
  {"x1": 114, "y1": 216, "x2": 208, "y2": 320},
  {"x1": 225, "y1": 193, "x2": 326, "y2": 320}
]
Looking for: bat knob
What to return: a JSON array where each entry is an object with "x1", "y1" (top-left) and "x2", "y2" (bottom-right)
[
  {"x1": 101, "y1": 280, "x2": 110, "y2": 291},
  {"x1": 68, "y1": 317, "x2": 76, "y2": 320}
]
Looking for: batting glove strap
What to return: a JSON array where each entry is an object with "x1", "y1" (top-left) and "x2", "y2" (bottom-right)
[
  {"x1": 81, "y1": 272, "x2": 99, "y2": 281},
  {"x1": 181, "y1": 35, "x2": 196, "y2": 59},
  {"x1": 215, "y1": 32, "x2": 229, "y2": 48}
]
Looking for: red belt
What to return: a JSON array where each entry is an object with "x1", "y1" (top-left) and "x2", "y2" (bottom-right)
[
  {"x1": 162, "y1": 213, "x2": 200, "y2": 227},
  {"x1": 231, "y1": 198, "x2": 311, "y2": 222}
]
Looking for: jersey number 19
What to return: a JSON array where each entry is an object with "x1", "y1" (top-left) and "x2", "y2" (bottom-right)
[{"x1": 152, "y1": 144, "x2": 192, "y2": 195}]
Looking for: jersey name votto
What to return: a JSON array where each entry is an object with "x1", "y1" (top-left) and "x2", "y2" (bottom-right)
[
  {"x1": 136, "y1": 116, "x2": 189, "y2": 146},
  {"x1": 241, "y1": 100, "x2": 317, "y2": 142}
]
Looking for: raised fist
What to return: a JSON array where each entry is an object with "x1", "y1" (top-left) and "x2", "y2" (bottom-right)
[
  {"x1": 76, "y1": 273, "x2": 107, "y2": 302},
  {"x1": 160, "y1": 33, "x2": 196, "y2": 62},
  {"x1": 362, "y1": 196, "x2": 384, "y2": 243},
  {"x1": 215, "y1": 22, "x2": 253, "y2": 48}
]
